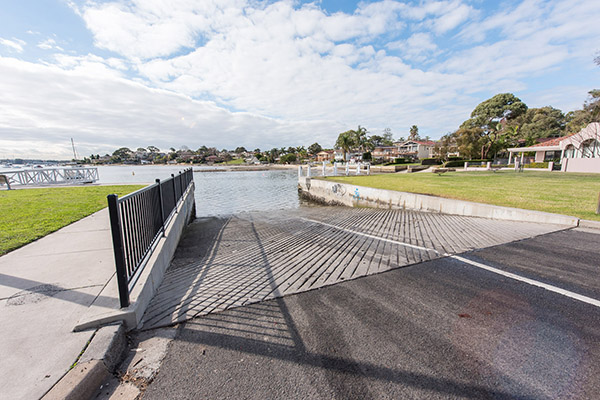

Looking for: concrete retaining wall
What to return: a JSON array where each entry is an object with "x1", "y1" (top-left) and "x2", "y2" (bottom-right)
[
  {"x1": 299, "y1": 177, "x2": 579, "y2": 226},
  {"x1": 75, "y1": 184, "x2": 196, "y2": 331}
]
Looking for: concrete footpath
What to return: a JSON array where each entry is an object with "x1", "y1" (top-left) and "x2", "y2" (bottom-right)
[{"x1": 0, "y1": 208, "x2": 123, "y2": 399}]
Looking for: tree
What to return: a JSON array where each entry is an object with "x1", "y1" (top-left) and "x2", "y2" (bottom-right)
[
  {"x1": 352, "y1": 125, "x2": 371, "y2": 152},
  {"x1": 409, "y1": 125, "x2": 419, "y2": 141},
  {"x1": 434, "y1": 133, "x2": 458, "y2": 160},
  {"x1": 509, "y1": 106, "x2": 566, "y2": 145},
  {"x1": 335, "y1": 131, "x2": 355, "y2": 162},
  {"x1": 566, "y1": 89, "x2": 600, "y2": 133},
  {"x1": 235, "y1": 146, "x2": 247, "y2": 154},
  {"x1": 147, "y1": 146, "x2": 160, "y2": 153},
  {"x1": 268, "y1": 148, "x2": 280, "y2": 163},
  {"x1": 112, "y1": 147, "x2": 133, "y2": 162},
  {"x1": 369, "y1": 135, "x2": 385, "y2": 147},
  {"x1": 461, "y1": 93, "x2": 527, "y2": 159},
  {"x1": 280, "y1": 153, "x2": 297, "y2": 164},
  {"x1": 382, "y1": 128, "x2": 394, "y2": 145},
  {"x1": 308, "y1": 142, "x2": 322, "y2": 155},
  {"x1": 453, "y1": 126, "x2": 484, "y2": 160}
]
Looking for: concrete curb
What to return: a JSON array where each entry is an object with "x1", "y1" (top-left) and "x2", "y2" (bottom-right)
[
  {"x1": 43, "y1": 323, "x2": 127, "y2": 400},
  {"x1": 579, "y1": 219, "x2": 600, "y2": 230}
]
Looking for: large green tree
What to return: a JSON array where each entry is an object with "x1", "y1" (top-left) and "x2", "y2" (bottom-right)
[
  {"x1": 453, "y1": 126, "x2": 484, "y2": 159},
  {"x1": 461, "y1": 93, "x2": 527, "y2": 159},
  {"x1": 509, "y1": 106, "x2": 566, "y2": 145},
  {"x1": 308, "y1": 142, "x2": 322, "y2": 155}
]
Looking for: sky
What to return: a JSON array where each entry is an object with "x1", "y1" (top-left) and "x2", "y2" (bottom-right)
[{"x1": 0, "y1": 0, "x2": 599, "y2": 160}]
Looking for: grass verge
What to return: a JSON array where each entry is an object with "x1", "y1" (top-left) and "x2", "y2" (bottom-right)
[
  {"x1": 326, "y1": 170, "x2": 600, "y2": 221},
  {"x1": 223, "y1": 158, "x2": 245, "y2": 165},
  {"x1": 0, "y1": 185, "x2": 144, "y2": 256}
]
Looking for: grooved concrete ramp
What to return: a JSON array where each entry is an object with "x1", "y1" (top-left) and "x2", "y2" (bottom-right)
[{"x1": 141, "y1": 207, "x2": 566, "y2": 330}]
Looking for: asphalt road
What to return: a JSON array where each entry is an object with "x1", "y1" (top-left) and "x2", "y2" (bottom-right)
[{"x1": 142, "y1": 228, "x2": 600, "y2": 399}]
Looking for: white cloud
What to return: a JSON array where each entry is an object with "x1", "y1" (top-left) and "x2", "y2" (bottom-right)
[
  {"x1": 432, "y1": 2, "x2": 473, "y2": 34},
  {"x1": 0, "y1": 56, "x2": 343, "y2": 159},
  {"x1": 2, "y1": 0, "x2": 600, "y2": 159},
  {"x1": 0, "y1": 38, "x2": 26, "y2": 53},
  {"x1": 37, "y1": 38, "x2": 64, "y2": 51},
  {"x1": 388, "y1": 32, "x2": 438, "y2": 62}
]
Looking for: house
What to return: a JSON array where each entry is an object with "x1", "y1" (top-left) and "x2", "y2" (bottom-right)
[
  {"x1": 507, "y1": 136, "x2": 569, "y2": 165},
  {"x1": 396, "y1": 140, "x2": 436, "y2": 160},
  {"x1": 333, "y1": 149, "x2": 362, "y2": 162},
  {"x1": 507, "y1": 122, "x2": 600, "y2": 173},
  {"x1": 316, "y1": 150, "x2": 335, "y2": 162},
  {"x1": 372, "y1": 146, "x2": 399, "y2": 161},
  {"x1": 560, "y1": 122, "x2": 600, "y2": 173}
]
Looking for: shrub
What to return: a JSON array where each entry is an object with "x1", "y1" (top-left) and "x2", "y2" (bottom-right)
[
  {"x1": 393, "y1": 158, "x2": 410, "y2": 164},
  {"x1": 443, "y1": 159, "x2": 492, "y2": 168},
  {"x1": 280, "y1": 153, "x2": 297, "y2": 164},
  {"x1": 524, "y1": 162, "x2": 549, "y2": 169},
  {"x1": 421, "y1": 158, "x2": 442, "y2": 165},
  {"x1": 443, "y1": 160, "x2": 466, "y2": 167},
  {"x1": 362, "y1": 152, "x2": 372, "y2": 160}
]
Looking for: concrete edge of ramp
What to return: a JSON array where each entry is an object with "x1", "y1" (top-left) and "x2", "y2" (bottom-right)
[{"x1": 298, "y1": 177, "x2": 582, "y2": 227}]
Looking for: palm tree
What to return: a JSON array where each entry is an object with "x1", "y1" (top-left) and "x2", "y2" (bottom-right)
[
  {"x1": 409, "y1": 125, "x2": 419, "y2": 141},
  {"x1": 335, "y1": 131, "x2": 355, "y2": 162},
  {"x1": 352, "y1": 125, "x2": 370, "y2": 152}
]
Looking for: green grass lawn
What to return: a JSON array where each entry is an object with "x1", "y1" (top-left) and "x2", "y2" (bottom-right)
[
  {"x1": 0, "y1": 185, "x2": 144, "y2": 255},
  {"x1": 326, "y1": 170, "x2": 600, "y2": 221},
  {"x1": 224, "y1": 158, "x2": 245, "y2": 165}
]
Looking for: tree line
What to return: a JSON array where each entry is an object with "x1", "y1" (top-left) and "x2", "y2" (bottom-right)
[{"x1": 436, "y1": 89, "x2": 600, "y2": 160}]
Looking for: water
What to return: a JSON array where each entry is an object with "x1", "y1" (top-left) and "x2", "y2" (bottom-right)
[{"x1": 95, "y1": 165, "x2": 300, "y2": 217}]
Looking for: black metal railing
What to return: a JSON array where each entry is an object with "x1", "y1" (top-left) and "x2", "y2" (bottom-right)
[{"x1": 107, "y1": 168, "x2": 194, "y2": 307}]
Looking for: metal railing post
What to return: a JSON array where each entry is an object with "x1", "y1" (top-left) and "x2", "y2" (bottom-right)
[
  {"x1": 107, "y1": 194, "x2": 130, "y2": 308},
  {"x1": 171, "y1": 174, "x2": 178, "y2": 213},
  {"x1": 156, "y1": 179, "x2": 166, "y2": 236}
]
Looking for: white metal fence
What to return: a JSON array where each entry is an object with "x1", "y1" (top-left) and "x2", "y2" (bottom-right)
[{"x1": 298, "y1": 162, "x2": 371, "y2": 177}]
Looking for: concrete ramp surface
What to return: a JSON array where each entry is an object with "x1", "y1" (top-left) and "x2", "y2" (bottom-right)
[{"x1": 140, "y1": 207, "x2": 566, "y2": 330}]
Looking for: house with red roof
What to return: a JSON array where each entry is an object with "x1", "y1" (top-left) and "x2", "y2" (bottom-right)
[{"x1": 507, "y1": 122, "x2": 600, "y2": 173}]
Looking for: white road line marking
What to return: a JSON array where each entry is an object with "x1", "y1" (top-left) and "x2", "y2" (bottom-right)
[
  {"x1": 302, "y1": 217, "x2": 600, "y2": 309},
  {"x1": 300, "y1": 217, "x2": 438, "y2": 253},
  {"x1": 451, "y1": 255, "x2": 600, "y2": 308}
]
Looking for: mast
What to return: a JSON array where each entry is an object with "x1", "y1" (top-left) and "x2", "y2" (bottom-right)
[{"x1": 71, "y1": 138, "x2": 78, "y2": 160}]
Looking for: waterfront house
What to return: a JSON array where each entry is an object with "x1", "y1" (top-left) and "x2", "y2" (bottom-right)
[
  {"x1": 316, "y1": 150, "x2": 335, "y2": 162},
  {"x1": 396, "y1": 140, "x2": 436, "y2": 160},
  {"x1": 372, "y1": 146, "x2": 399, "y2": 161}
]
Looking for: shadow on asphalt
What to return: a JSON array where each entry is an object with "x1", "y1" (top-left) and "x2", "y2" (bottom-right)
[{"x1": 143, "y1": 221, "x2": 545, "y2": 400}]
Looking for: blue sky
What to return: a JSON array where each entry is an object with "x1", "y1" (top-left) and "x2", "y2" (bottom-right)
[{"x1": 0, "y1": 0, "x2": 599, "y2": 159}]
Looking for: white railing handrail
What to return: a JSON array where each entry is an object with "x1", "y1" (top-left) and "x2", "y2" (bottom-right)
[
  {"x1": 0, "y1": 167, "x2": 99, "y2": 186},
  {"x1": 298, "y1": 162, "x2": 371, "y2": 177}
]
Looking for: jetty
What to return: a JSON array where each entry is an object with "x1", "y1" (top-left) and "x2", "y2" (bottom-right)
[{"x1": 0, "y1": 166, "x2": 98, "y2": 187}]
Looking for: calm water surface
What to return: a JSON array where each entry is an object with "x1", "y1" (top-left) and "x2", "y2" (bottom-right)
[{"x1": 96, "y1": 165, "x2": 300, "y2": 217}]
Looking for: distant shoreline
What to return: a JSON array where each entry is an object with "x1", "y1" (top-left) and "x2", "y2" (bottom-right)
[{"x1": 193, "y1": 164, "x2": 298, "y2": 173}]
